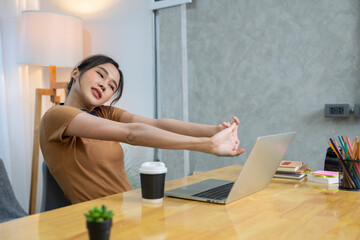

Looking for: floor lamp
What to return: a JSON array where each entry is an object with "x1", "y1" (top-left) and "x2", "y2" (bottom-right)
[{"x1": 18, "y1": 10, "x2": 83, "y2": 214}]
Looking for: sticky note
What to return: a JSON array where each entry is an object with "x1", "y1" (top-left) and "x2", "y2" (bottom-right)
[{"x1": 310, "y1": 170, "x2": 339, "y2": 178}]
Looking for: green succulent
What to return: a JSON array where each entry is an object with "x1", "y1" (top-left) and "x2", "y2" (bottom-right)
[{"x1": 84, "y1": 205, "x2": 114, "y2": 223}]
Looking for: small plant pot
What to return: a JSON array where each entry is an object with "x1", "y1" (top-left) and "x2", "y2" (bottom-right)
[{"x1": 86, "y1": 218, "x2": 112, "y2": 240}]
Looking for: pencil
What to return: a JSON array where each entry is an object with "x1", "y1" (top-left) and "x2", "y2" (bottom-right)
[
  {"x1": 333, "y1": 138, "x2": 343, "y2": 159},
  {"x1": 355, "y1": 142, "x2": 360, "y2": 177},
  {"x1": 353, "y1": 143, "x2": 358, "y2": 160},
  {"x1": 355, "y1": 137, "x2": 359, "y2": 148},
  {"x1": 338, "y1": 136, "x2": 346, "y2": 159},
  {"x1": 329, "y1": 142, "x2": 340, "y2": 159},
  {"x1": 329, "y1": 139, "x2": 342, "y2": 160},
  {"x1": 332, "y1": 137, "x2": 360, "y2": 189},
  {"x1": 352, "y1": 168, "x2": 360, "y2": 187},
  {"x1": 344, "y1": 137, "x2": 351, "y2": 159},
  {"x1": 340, "y1": 159, "x2": 356, "y2": 188},
  {"x1": 351, "y1": 137, "x2": 357, "y2": 154},
  {"x1": 341, "y1": 136, "x2": 347, "y2": 147},
  {"x1": 342, "y1": 175, "x2": 350, "y2": 188},
  {"x1": 346, "y1": 137, "x2": 353, "y2": 153},
  {"x1": 338, "y1": 136, "x2": 345, "y2": 149},
  {"x1": 346, "y1": 137, "x2": 353, "y2": 158},
  {"x1": 344, "y1": 137, "x2": 359, "y2": 187},
  {"x1": 353, "y1": 163, "x2": 360, "y2": 182},
  {"x1": 344, "y1": 143, "x2": 350, "y2": 160}
]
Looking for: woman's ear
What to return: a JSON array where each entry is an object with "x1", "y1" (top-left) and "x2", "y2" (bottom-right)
[{"x1": 71, "y1": 68, "x2": 79, "y2": 81}]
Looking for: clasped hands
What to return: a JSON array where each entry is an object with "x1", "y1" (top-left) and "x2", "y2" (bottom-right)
[{"x1": 210, "y1": 116, "x2": 245, "y2": 157}]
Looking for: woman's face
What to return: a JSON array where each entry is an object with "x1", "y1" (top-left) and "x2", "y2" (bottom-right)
[{"x1": 72, "y1": 63, "x2": 120, "y2": 109}]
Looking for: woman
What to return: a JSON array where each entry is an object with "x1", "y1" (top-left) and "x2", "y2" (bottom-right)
[{"x1": 39, "y1": 54, "x2": 245, "y2": 204}]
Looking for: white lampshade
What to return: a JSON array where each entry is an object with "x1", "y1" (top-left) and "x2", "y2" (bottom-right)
[{"x1": 18, "y1": 10, "x2": 83, "y2": 67}]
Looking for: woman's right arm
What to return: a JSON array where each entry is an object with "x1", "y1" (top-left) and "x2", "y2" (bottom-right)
[{"x1": 64, "y1": 112, "x2": 245, "y2": 157}]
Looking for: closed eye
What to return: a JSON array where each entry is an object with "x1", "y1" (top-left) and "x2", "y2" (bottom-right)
[
  {"x1": 97, "y1": 71, "x2": 104, "y2": 78},
  {"x1": 109, "y1": 84, "x2": 115, "y2": 91}
]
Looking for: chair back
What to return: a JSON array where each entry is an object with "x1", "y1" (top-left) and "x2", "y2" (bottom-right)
[
  {"x1": 0, "y1": 159, "x2": 27, "y2": 222},
  {"x1": 41, "y1": 161, "x2": 70, "y2": 212}
]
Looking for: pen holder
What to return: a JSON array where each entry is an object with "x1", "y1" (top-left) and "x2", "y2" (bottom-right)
[{"x1": 338, "y1": 159, "x2": 360, "y2": 191}]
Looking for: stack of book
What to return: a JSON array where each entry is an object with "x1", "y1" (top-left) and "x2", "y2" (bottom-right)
[{"x1": 274, "y1": 160, "x2": 309, "y2": 180}]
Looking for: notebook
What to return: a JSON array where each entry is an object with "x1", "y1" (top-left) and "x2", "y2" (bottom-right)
[{"x1": 165, "y1": 132, "x2": 296, "y2": 204}]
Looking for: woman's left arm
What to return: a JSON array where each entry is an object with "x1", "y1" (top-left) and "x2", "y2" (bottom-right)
[{"x1": 120, "y1": 112, "x2": 238, "y2": 137}]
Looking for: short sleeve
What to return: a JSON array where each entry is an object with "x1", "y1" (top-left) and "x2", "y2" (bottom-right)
[
  {"x1": 95, "y1": 106, "x2": 126, "y2": 122},
  {"x1": 40, "y1": 106, "x2": 83, "y2": 142}
]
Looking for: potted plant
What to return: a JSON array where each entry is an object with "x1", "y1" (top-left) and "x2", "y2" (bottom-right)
[{"x1": 84, "y1": 205, "x2": 114, "y2": 240}]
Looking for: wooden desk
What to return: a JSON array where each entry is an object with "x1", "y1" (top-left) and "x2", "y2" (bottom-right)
[{"x1": 1, "y1": 165, "x2": 360, "y2": 239}]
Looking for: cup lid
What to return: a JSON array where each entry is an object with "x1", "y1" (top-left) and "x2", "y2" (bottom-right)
[{"x1": 139, "y1": 162, "x2": 167, "y2": 174}]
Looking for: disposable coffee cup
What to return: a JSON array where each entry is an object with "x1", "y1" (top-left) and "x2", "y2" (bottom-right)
[{"x1": 139, "y1": 162, "x2": 167, "y2": 203}]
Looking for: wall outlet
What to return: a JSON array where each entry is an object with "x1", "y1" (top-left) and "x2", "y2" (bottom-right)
[
  {"x1": 354, "y1": 104, "x2": 360, "y2": 117},
  {"x1": 325, "y1": 104, "x2": 350, "y2": 118}
]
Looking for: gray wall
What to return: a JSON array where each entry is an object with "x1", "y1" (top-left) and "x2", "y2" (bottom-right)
[
  {"x1": 158, "y1": 0, "x2": 360, "y2": 180},
  {"x1": 158, "y1": 7, "x2": 186, "y2": 180}
]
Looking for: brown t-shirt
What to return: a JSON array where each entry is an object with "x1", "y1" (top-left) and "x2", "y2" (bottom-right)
[{"x1": 39, "y1": 105, "x2": 132, "y2": 204}]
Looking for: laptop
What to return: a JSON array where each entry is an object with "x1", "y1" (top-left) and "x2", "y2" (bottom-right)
[{"x1": 165, "y1": 132, "x2": 296, "y2": 204}]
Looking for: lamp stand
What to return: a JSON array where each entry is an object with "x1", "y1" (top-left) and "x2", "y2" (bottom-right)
[{"x1": 29, "y1": 66, "x2": 68, "y2": 214}]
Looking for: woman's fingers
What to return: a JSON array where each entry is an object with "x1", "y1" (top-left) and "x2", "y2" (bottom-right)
[
  {"x1": 234, "y1": 148, "x2": 245, "y2": 156},
  {"x1": 222, "y1": 116, "x2": 240, "y2": 129},
  {"x1": 222, "y1": 122, "x2": 231, "y2": 128},
  {"x1": 229, "y1": 122, "x2": 237, "y2": 131},
  {"x1": 212, "y1": 121, "x2": 244, "y2": 157},
  {"x1": 232, "y1": 116, "x2": 240, "y2": 125}
]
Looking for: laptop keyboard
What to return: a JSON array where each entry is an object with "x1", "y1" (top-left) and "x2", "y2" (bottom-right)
[{"x1": 192, "y1": 182, "x2": 234, "y2": 200}]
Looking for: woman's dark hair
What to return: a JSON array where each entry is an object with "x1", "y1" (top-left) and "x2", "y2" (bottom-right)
[{"x1": 67, "y1": 54, "x2": 124, "y2": 107}]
